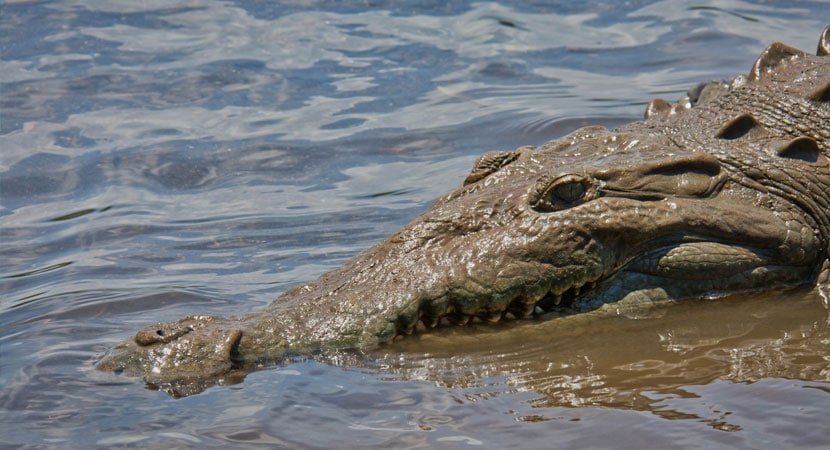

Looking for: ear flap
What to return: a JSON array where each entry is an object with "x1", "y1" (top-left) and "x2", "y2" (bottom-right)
[
  {"x1": 808, "y1": 81, "x2": 830, "y2": 103},
  {"x1": 715, "y1": 113, "x2": 763, "y2": 140},
  {"x1": 818, "y1": 26, "x2": 830, "y2": 56},
  {"x1": 749, "y1": 42, "x2": 806, "y2": 81},
  {"x1": 644, "y1": 98, "x2": 671, "y2": 119},
  {"x1": 775, "y1": 137, "x2": 826, "y2": 164}
]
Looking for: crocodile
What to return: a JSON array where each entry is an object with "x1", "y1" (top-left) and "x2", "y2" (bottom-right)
[{"x1": 97, "y1": 28, "x2": 830, "y2": 396}]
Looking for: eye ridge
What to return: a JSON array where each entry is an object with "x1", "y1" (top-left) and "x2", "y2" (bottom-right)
[{"x1": 463, "y1": 150, "x2": 520, "y2": 185}]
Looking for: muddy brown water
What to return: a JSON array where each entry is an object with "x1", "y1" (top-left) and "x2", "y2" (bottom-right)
[{"x1": 1, "y1": 1, "x2": 828, "y2": 448}]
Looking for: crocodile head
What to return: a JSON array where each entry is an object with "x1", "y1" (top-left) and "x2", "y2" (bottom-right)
[{"x1": 97, "y1": 29, "x2": 830, "y2": 396}]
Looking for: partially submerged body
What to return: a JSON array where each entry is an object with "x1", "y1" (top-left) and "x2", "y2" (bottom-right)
[{"x1": 97, "y1": 29, "x2": 830, "y2": 396}]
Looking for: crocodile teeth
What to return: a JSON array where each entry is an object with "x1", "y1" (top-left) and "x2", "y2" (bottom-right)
[
  {"x1": 514, "y1": 302, "x2": 535, "y2": 318},
  {"x1": 528, "y1": 289, "x2": 548, "y2": 304},
  {"x1": 389, "y1": 278, "x2": 603, "y2": 339},
  {"x1": 482, "y1": 312, "x2": 501, "y2": 323}
]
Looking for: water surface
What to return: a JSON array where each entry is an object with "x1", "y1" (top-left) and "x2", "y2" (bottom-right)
[{"x1": 2, "y1": 1, "x2": 829, "y2": 448}]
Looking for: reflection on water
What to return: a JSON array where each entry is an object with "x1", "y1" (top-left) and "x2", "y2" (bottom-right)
[
  {"x1": 2, "y1": 0, "x2": 829, "y2": 448},
  {"x1": 380, "y1": 290, "x2": 829, "y2": 416}
]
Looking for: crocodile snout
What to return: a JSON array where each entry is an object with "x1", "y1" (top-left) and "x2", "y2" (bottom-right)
[{"x1": 97, "y1": 316, "x2": 248, "y2": 396}]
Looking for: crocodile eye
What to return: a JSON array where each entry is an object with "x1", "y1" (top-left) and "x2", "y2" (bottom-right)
[
  {"x1": 553, "y1": 180, "x2": 586, "y2": 203},
  {"x1": 530, "y1": 174, "x2": 597, "y2": 212}
]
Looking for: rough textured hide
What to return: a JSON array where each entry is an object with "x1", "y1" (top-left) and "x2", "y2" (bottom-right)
[{"x1": 98, "y1": 29, "x2": 830, "y2": 397}]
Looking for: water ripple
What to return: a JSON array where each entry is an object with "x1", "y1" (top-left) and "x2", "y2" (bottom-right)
[{"x1": 2, "y1": 0, "x2": 829, "y2": 448}]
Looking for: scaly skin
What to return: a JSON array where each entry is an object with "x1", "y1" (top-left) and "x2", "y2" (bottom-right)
[{"x1": 97, "y1": 29, "x2": 830, "y2": 396}]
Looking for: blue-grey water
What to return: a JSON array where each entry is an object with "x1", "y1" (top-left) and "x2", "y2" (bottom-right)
[{"x1": 2, "y1": 1, "x2": 829, "y2": 448}]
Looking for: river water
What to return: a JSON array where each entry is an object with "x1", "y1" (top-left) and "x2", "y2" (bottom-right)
[{"x1": 1, "y1": 1, "x2": 829, "y2": 448}]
